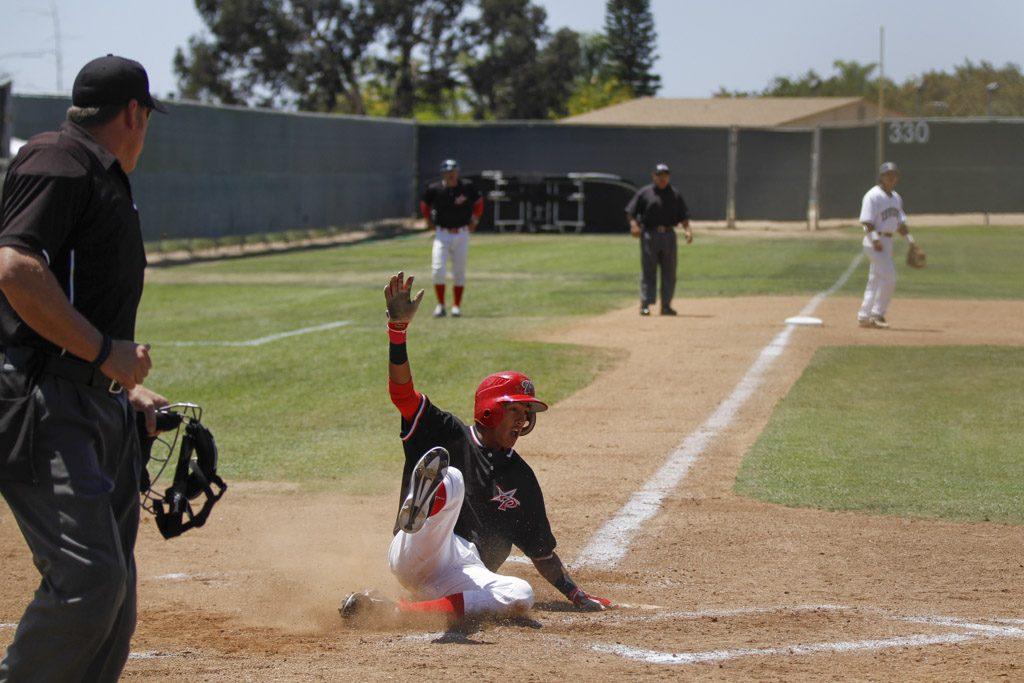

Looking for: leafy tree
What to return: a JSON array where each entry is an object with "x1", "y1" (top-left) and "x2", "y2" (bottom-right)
[
  {"x1": 565, "y1": 32, "x2": 632, "y2": 116},
  {"x1": 715, "y1": 60, "x2": 891, "y2": 99},
  {"x1": 566, "y1": 75, "x2": 632, "y2": 117},
  {"x1": 461, "y1": 0, "x2": 549, "y2": 119},
  {"x1": 537, "y1": 28, "x2": 584, "y2": 118},
  {"x1": 174, "y1": 0, "x2": 627, "y2": 120},
  {"x1": 604, "y1": 0, "x2": 661, "y2": 97},
  {"x1": 175, "y1": 0, "x2": 379, "y2": 114},
  {"x1": 887, "y1": 60, "x2": 1024, "y2": 117},
  {"x1": 714, "y1": 58, "x2": 1024, "y2": 118},
  {"x1": 373, "y1": 0, "x2": 465, "y2": 118}
]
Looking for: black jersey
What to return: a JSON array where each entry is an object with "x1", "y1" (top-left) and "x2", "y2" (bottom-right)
[
  {"x1": 397, "y1": 394, "x2": 557, "y2": 571},
  {"x1": 0, "y1": 123, "x2": 147, "y2": 354},
  {"x1": 625, "y1": 183, "x2": 690, "y2": 230},
  {"x1": 421, "y1": 179, "x2": 482, "y2": 228}
]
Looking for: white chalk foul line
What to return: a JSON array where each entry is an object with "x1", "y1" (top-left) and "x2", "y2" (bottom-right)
[
  {"x1": 591, "y1": 631, "x2": 982, "y2": 666},
  {"x1": 574, "y1": 253, "x2": 864, "y2": 569},
  {"x1": 154, "y1": 320, "x2": 351, "y2": 347},
  {"x1": 128, "y1": 651, "x2": 179, "y2": 660},
  {"x1": 585, "y1": 604, "x2": 849, "y2": 625}
]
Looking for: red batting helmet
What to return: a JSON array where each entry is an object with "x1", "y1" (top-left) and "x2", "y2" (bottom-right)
[{"x1": 474, "y1": 371, "x2": 548, "y2": 435}]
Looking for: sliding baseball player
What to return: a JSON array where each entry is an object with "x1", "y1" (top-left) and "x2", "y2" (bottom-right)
[{"x1": 340, "y1": 272, "x2": 612, "y2": 625}]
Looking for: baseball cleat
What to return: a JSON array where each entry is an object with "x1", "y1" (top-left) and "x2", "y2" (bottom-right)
[
  {"x1": 339, "y1": 590, "x2": 397, "y2": 624},
  {"x1": 858, "y1": 317, "x2": 872, "y2": 327},
  {"x1": 640, "y1": 305, "x2": 650, "y2": 316},
  {"x1": 451, "y1": 305, "x2": 461, "y2": 317},
  {"x1": 661, "y1": 307, "x2": 678, "y2": 316},
  {"x1": 433, "y1": 304, "x2": 446, "y2": 318},
  {"x1": 396, "y1": 447, "x2": 449, "y2": 534},
  {"x1": 868, "y1": 315, "x2": 889, "y2": 329}
]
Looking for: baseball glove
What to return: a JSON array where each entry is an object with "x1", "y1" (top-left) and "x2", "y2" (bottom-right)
[{"x1": 906, "y1": 243, "x2": 927, "y2": 268}]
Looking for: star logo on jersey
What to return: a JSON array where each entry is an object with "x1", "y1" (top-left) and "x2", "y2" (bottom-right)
[{"x1": 491, "y1": 485, "x2": 520, "y2": 511}]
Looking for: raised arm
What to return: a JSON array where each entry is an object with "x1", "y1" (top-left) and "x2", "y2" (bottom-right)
[
  {"x1": 531, "y1": 552, "x2": 613, "y2": 611},
  {"x1": 384, "y1": 272, "x2": 425, "y2": 418}
]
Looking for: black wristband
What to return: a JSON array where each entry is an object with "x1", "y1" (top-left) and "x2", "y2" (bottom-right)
[
  {"x1": 91, "y1": 334, "x2": 113, "y2": 368},
  {"x1": 389, "y1": 341, "x2": 408, "y2": 365}
]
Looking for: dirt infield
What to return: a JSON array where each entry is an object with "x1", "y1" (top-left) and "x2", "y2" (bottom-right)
[{"x1": 2, "y1": 294, "x2": 1023, "y2": 680}]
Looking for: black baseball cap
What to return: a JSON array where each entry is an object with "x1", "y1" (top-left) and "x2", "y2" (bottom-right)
[
  {"x1": 72, "y1": 55, "x2": 167, "y2": 113},
  {"x1": 654, "y1": 163, "x2": 671, "y2": 174},
  {"x1": 440, "y1": 159, "x2": 459, "y2": 172}
]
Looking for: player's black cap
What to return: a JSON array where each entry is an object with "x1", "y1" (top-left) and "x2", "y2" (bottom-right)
[
  {"x1": 878, "y1": 161, "x2": 899, "y2": 176},
  {"x1": 440, "y1": 159, "x2": 459, "y2": 172},
  {"x1": 654, "y1": 163, "x2": 671, "y2": 174},
  {"x1": 72, "y1": 55, "x2": 167, "y2": 114}
]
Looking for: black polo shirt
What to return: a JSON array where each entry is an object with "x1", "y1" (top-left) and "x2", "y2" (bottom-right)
[
  {"x1": 0, "y1": 122, "x2": 146, "y2": 356},
  {"x1": 625, "y1": 183, "x2": 690, "y2": 230},
  {"x1": 398, "y1": 394, "x2": 557, "y2": 571},
  {"x1": 421, "y1": 179, "x2": 482, "y2": 229}
]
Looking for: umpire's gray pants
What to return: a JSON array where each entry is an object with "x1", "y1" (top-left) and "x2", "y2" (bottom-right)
[
  {"x1": 0, "y1": 374, "x2": 141, "y2": 683},
  {"x1": 640, "y1": 230, "x2": 678, "y2": 308}
]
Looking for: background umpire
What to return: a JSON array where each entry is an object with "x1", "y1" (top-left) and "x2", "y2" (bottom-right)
[
  {"x1": 0, "y1": 55, "x2": 168, "y2": 682},
  {"x1": 626, "y1": 163, "x2": 693, "y2": 316}
]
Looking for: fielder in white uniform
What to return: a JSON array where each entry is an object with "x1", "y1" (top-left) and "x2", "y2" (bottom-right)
[{"x1": 858, "y1": 162, "x2": 917, "y2": 329}]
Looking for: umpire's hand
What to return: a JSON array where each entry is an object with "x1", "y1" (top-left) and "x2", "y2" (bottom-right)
[{"x1": 102, "y1": 340, "x2": 152, "y2": 390}]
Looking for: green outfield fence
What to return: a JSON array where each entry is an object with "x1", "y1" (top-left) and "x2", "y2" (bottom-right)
[{"x1": 7, "y1": 93, "x2": 1024, "y2": 238}]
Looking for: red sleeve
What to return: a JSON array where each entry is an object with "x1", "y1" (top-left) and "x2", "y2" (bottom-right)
[
  {"x1": 389, "y1": 379, "x2": 422, "y2": 421},
  {"x1": 420, "y1": 201, "x2": 431, "y2": 220},
  {"x1": 472, "y1": 197, "x2": 484, "y2": 218}
]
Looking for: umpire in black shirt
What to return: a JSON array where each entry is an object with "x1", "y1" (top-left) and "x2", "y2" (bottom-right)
[
  {"x1": 0, "y1": 55, "x2": 168, "y2": 682},
  {"x1": 626, "y1": 163, "x2": 693, "y2": 316}
]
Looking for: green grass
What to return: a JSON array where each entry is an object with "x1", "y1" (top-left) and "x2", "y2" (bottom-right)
[
  {"x1": 137, "y1": 227, "x2": 1023, "y2": 489},
  {"x1": 735, "y1": 346, "x2": 1024, "y2": 524}
]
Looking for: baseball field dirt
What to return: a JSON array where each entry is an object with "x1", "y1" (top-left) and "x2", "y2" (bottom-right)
[{"x1": 2, "y1": 294, "x2": 1022, "y2": 680}]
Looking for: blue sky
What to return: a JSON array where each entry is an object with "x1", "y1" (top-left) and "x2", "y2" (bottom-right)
[{"x1": 1, "y1": 0, "x2": 1021, "y2": 99}]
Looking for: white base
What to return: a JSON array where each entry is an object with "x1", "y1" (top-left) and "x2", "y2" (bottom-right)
[{"x1": 784, "y1": 316, "x2": 823, "y2": 326}]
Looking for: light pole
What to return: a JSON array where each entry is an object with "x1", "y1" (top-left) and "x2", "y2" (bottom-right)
[{"x1": 986, "y1": 82, "x2": 999, "y2": 117}]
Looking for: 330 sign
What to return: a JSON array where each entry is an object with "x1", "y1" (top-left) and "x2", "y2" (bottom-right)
[{"x1": 888, "y1": 120, "x2": 930, "y2": 144}]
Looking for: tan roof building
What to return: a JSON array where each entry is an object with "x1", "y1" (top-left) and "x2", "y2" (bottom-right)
[{"x1": 561, "y1": 97, "x2": 901, "y2": 128}]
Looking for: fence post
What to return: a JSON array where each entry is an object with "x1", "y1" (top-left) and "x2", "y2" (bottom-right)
[
  {"x1": 726, "y1": 126, "x2": 738, "y2": 228},
  {"x1": 807, "y1": 126, "x2": 821, "y2": 231},
  {"x1": 0, "y1": 80, "x2": 12, "y2": 162}
]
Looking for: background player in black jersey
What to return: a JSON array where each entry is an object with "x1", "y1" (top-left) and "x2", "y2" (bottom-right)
[
  {"x1": 420, "y1": 159, "x2": 483, "y2": 318},
  {"x1": 341, "y1": 272, "x2": 612, "y2": 624}
]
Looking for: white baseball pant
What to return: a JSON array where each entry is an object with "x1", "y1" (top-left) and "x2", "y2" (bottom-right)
[
  {"x1": 388, "y1": 467, "x2": 534, "y2": 617},
  {"x1": 858, "y1": 237, "x2": 896, "y2": 320},
  {"x1": 431, "y1": 227, "x2": 469, "y2": 286}
]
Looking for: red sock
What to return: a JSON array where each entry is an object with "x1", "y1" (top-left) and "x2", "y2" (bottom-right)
[
  {"x1": 453, "y1": 286, "x2": 464, "y2": 306},
  {"x1": 429, "y1": 482, "x2": 447, "y2": 517},
  {"x1": 434, "y1": 284, "x2": 445, "y2": 305},
  {"x1": 398, "y1": 593, "x2": 465, "y2": 616}
]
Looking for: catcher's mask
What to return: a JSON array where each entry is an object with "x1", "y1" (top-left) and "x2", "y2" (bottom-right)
[
  {"x1": 137, "y1": 403, "x2": 227, "y2": 539},
  {"x1": 473, "y1": 371, "x2": 548, "y2": 435}
]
